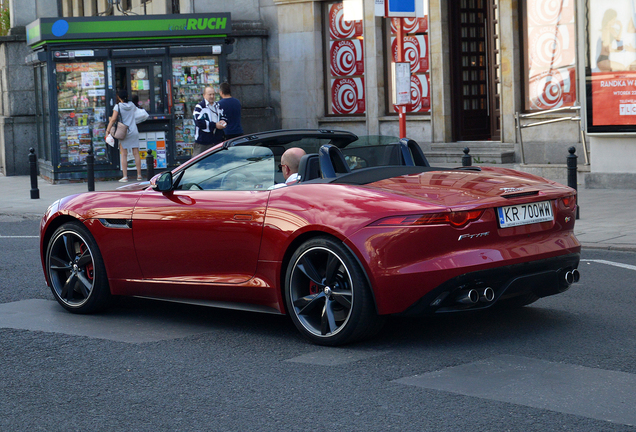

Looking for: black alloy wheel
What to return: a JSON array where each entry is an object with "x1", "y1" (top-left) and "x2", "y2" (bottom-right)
[
  {"x1": 285, "y1": 237, "x2": 383, "y2": 345},
  {"x1": 46, "y1": 222, "x2": 111, "y2": 313}
]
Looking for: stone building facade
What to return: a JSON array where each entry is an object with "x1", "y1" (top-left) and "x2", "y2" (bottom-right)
[{"x1": 1, "y1": 0, "x2": 633, "y2": 188}]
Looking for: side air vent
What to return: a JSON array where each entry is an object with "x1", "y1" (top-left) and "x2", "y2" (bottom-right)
[{"x1": 99, "y1": 219, "x2": 132, "y2": 229}]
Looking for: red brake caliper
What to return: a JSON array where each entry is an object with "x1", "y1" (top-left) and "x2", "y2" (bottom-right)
[
  {"x1": 79, "y1": 244, "x2": 94, "y2": 281},
  {"x1": 309, "y1": 282, "x2": 319, "y2": 295}
]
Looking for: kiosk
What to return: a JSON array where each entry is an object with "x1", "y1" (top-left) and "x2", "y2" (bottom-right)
[{"x1": 26, "y1": 13, "x2": 233, "y2": 182}]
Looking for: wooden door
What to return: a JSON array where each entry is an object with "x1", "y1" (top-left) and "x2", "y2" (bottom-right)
[{"x1": 449, "y1": 0, "x2": 501, "y2": 140}]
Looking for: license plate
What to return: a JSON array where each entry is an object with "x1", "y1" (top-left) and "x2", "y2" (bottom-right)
[{"x1": 497, "y1": 200, "x2": 554, "y2": 228}]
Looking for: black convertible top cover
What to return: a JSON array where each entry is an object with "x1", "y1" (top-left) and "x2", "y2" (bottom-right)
[{"x1": 329, "y1": 166, "x2": 442, "y2": 185}]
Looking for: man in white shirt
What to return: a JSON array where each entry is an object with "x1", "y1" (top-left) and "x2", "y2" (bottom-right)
[{"x1": 271, "y1": 147, "x2": 306, "y2": 189}]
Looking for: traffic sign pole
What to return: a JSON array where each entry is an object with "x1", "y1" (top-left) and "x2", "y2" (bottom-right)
[{"x1": 396, "y1": 18, "x2": 407, "y2": 138}]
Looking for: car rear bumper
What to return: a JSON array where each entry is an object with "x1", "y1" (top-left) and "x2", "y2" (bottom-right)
[{"x1": 397, "y1": 252, "x2": 580, "y2": 316}]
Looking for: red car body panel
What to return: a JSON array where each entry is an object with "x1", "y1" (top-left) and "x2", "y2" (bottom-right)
[{"x1": 40, "y1": 164, "x2": 580, "y2": 317}]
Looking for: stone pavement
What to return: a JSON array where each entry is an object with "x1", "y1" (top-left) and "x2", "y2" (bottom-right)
[{"x1": 0, "y1": 173, "x2": 634, "y2": 251}]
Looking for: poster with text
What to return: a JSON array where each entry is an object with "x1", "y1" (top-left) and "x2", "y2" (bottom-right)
[
  {"x1": 329, "y1": 2, "x2": 363, "y2": 40},
  {"x1": 588, "y1": 0, "x2": 636, "y2": 128},
  {"x1": 331, "y1": 77, "x2": 365, "y2": 114},
  {"x1": 525, "y1": 0, "x2": 576, "y2": 110},
  {"x1": 391, "y1": 35, "x2": 429, "y2": 74},
  {"x1": 330, "y1": 39, "x2": 364, "y2": 77},
  {"x1": 393, "y1": 74, "x2": 430, "y2": 113}
]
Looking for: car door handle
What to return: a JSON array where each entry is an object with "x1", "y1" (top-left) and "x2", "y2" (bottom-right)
[{"x1": 233, "y1": 214, "x2": 253, "y2": 221}]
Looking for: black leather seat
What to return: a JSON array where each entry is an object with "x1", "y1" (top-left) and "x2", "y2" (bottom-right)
[
  {"x1": 297, "y1": 153, "x2": 320, "y2": 182},
  {"x1": 319, "y1": 144, "x2": 351, "y2": 178}
]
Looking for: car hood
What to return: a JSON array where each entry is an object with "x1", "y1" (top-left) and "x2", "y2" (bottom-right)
[{"x1": 362, "y1": 167, "x2": 573, "y2": 210}]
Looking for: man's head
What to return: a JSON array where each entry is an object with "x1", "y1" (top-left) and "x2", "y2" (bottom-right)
[
  {"x1": 220, "y1": 82, "x2": 231, "y2": 97},
  {"x1": 203, "y1": 86, "x2": 215, "y2": 105},
  {"x1": 280, "y1": 147, "x2": 306, "y2": 180}
]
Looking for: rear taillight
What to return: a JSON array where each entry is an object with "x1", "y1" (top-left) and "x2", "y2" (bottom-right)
[
  {"x1": 559, "y1": 195, "x2": 576, "y2": 211},
  {"x1": 372, "y1": 210, "x2": 484, "y2": 228}
]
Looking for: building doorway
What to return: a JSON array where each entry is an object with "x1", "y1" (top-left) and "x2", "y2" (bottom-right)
[{"x1": 449, "y1": 0, "x2": 501, "y2": 141}]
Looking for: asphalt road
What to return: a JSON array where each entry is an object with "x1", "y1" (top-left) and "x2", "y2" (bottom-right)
[{"x1": 1, "y1": 219, "x2": 635, "y2": 431}]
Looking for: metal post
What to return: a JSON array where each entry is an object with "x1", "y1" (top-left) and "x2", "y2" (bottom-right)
[
  {"x1": 146, "y1": 151, "x2": 155, "y2": 180},
  {"x1": 29, "y1": 148, "x2": 39, "y2": 199},
  {"x1": 462, "y1": 147, "x2": 472, "y2": 166},
  {"x1": 516, "y1": 112, "x2": 526, "y2": 165},
  {"x1": 87, "y1": 147, "x2": 95, "y2": 192},
  {"x1": 567, "y1": 146, "x2": 579, "y2": 219}
]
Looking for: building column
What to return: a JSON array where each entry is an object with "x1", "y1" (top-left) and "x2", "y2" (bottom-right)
[
  {"x1": 276, "y1": 0, "x2": 323, "y2": 129},
  {"x1": 499, "y1": 0, "x2": 521, "y2": 144},
  {"x1": 429, "y1": 0, "x2": 451, "y2": 143},
  {"x1": 363, "y1": 0, "x2": 381, "y2": 136}
]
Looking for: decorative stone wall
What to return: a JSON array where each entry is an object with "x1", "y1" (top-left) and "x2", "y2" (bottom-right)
[{"x1": 0, "y1": 34, "x2": 38, "y2": 175}]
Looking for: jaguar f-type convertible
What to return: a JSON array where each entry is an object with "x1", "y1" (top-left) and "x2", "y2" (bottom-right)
[{"x1": 40, "y1": 129, "x2": 581, "y2": 345}]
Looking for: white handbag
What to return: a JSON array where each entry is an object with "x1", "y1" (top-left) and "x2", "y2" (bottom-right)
[{"x1": 135, "y1": 107, "x2": 149, "y2": 124}]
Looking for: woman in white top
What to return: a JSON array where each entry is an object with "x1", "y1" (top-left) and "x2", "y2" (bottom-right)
[{"x1": 106, "y1": 89, "x2": 141, "y2": 182}]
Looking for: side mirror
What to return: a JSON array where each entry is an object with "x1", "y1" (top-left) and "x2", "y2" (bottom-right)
[{"x1": 154, "y1": 171, "x2": 174, "y2": 192}]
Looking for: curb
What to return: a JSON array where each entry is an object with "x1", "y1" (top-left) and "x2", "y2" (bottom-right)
[{"x1": 580, "y1": 243, "x2": 636, "y2": 253}]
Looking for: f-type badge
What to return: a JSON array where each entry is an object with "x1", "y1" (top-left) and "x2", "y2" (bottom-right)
[{"x1": 458, "y1": 231, "x2": 490, "y2": 241}]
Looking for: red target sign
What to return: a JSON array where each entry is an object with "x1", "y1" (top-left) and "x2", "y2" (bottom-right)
[
  {"x1": 391, "y1": 35, "x2": 429, "y2": 73},
  {"x1": 393, "y1": 74, "x2": 430, "y2": 113},
  {"x1": 329, "y1": 2, "x2": 363, "y2": 40},
  {"x1": 390, "y1": 17, "x2": 428, "y2": 34},
  {"x1": 331, "y1": 77, "x2": 365, "y2": 114},
  {"x1": 330, "y1": 39, "x2": 364, "y2": 77},
  {"x1": 528, "y1": 24, "x2": 575, "y2": 70},
  {"x1": 527, "y1": 0, "x2": 574, "y2": 27},
  {"x1": 528, "y1": 67, "x2": 576, "y2": 110}
]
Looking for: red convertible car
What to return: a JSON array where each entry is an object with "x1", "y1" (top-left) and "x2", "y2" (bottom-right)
[{"x1": 40, "y1": 129, "x2": 581, "y2": 345}]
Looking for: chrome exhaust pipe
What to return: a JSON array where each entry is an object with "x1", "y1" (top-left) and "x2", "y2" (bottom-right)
[
  {"x1": 564, "y1": 271, "x2": 574, "y2": 285},
  {"x1": 572, "y1": 269, "x2": 580, "y2": 283},
  {"x1": 480, "y1": 287, "x2": 495, "y2": 302},
  {"x1": 456, "y1": 289, "x2": 479, "y2": 304}
]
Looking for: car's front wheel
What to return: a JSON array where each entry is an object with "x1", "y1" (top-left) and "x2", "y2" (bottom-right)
[
  {"x1": 45, "y1": 222, "x2": 112, "y2": 313},
  {"x1": 285, "y1": 237, "x2": 383, "y2": 345}
]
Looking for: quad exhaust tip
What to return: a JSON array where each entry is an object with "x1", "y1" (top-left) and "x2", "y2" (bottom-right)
[
  {"x1": 456, "y1": 289, "x2": 479, "y2": 304},
  {"x1": 480, "y1": 287, "x2": 495, "y2": 302},
  {"x1": 564, "y1": 269, "x2": 581, "y2": 285},
  {"x1": 456, "y1": 287, "x2": 495, "y2": 305}
]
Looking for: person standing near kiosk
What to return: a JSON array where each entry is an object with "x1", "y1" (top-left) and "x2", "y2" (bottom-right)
[
  {"x1": 217, "y1": 82, "x2": 244, "y2": 139},
  {"x1": 106, "y1": 90, "x2": 142, "y2": 182},
  {"x1": 192, "y1": 86, "x2": 226, "y2": 157}
]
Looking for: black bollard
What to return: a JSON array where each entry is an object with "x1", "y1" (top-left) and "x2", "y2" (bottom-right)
[
  {"x1": 29, "y1": 148, "x2": 39, "y2": 199},
  {"x1": 87, "y1": 147, "x2": 95, "y2": 192},
  {"x1": 462, "y1": 147, "x2": 472, "y2": 167},
  {"x1": 567, "y1": 146, "x2": 579, "y2": 220},
  {"x1": 146, "y1": 151, "x2": 154, "y2": 180}
]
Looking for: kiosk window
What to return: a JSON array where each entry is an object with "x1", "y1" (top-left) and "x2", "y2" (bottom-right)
[
  {"x1": 56, "y1": 62, "x2": 109, "y2": 165},
  {"x1": 172, "y1": 56, "x2": 220, "y2": 158}
]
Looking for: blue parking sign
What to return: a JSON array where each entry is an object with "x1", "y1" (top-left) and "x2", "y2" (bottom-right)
[{"x1": 387, "y1": 0, "x2": 416, "y2": 16}]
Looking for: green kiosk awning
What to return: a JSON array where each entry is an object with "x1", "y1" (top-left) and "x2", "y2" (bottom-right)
[{"x1": 27, "y1": 13, "x2": 231, "y2": 48}]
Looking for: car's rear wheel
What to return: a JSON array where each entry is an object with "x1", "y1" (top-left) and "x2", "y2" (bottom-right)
[
  {"x1": 285, "y1": 237, "x2": 383, "y2": 345},
  {"x1": 45, "y1": 222, "x2": 111, "y2": 314}
]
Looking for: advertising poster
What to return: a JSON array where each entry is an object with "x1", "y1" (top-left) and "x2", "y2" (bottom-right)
[
  {"x1": 391, "y1": 35, "x2": 429, "y2": 74},
  {"x1": 390, "y1": 12, "x2": 430, "y2": 113},
  {"x1": 330, "y1": 39, "x2": 364, "y2": 77},
  {"x1": 390, "y1": 17, "x2": 428, "y2": 34},
  {"x1": 138, "y1": 132, "x2": 168, "y2": 170},
  {"x1": 392, "y1": 73, "x2": 430, "y2": 113},
  {"x1": 525, "y1": 0, "x2": 576, "y2": 111},
  {"x1": 329, "y1": 2, "x2": 363, "y2": 40},
  {"x1": 588, "y1": 0, "x2": 636, "y2": 130},
  {"x1": 327, "y1": 1, "x2": 365, "y2": 115},
  {"x1": 331, "y1": 77, "x2": 365, "y2": 114}
]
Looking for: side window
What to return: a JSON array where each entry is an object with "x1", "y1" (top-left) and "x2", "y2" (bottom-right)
[{"x1": 177, "y1": 146, "x2": 275, "y2": 191}]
